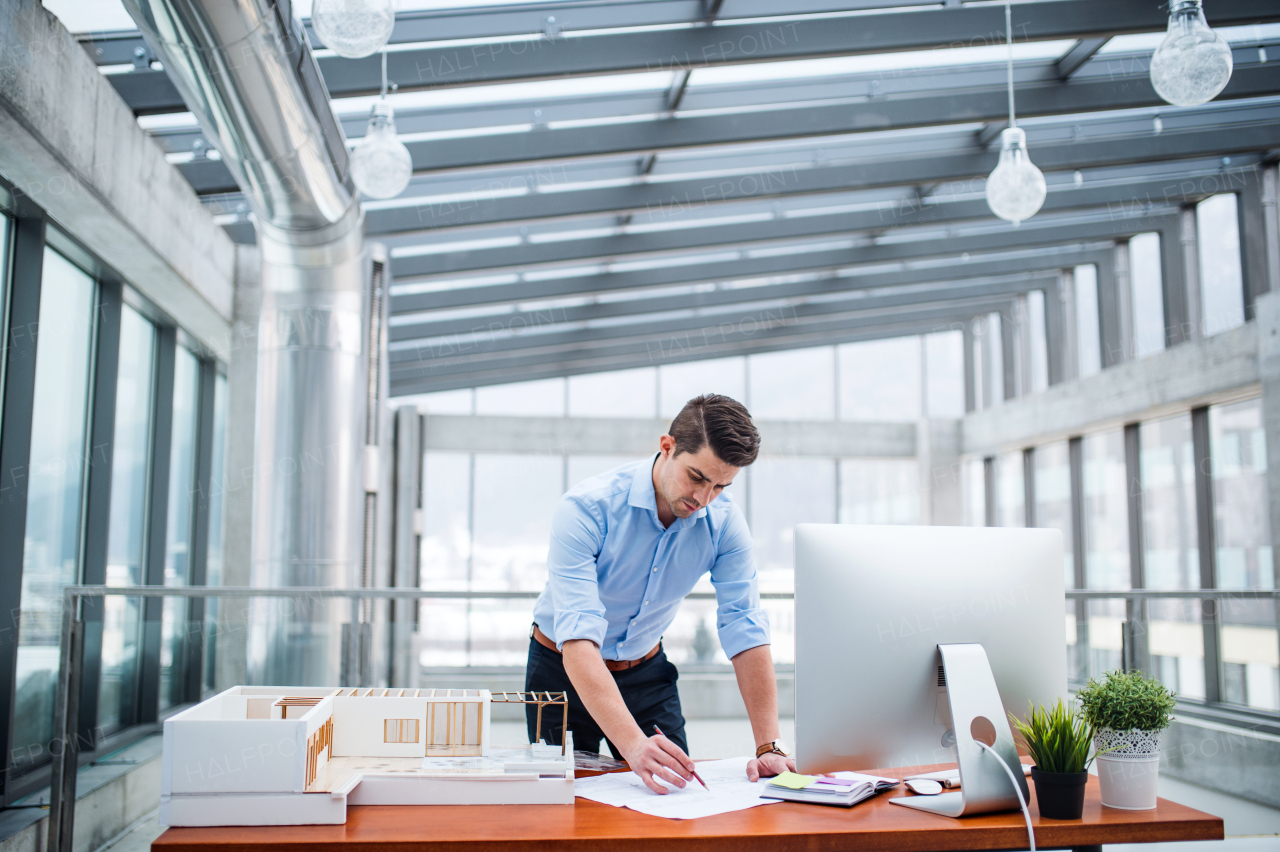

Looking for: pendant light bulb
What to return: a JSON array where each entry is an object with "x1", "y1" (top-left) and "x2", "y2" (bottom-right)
[
  {"x1": 311, "y1": 0, "x2": 396, "y2": 59},
  {"x1": 985, "y1": 127, "x2": 1046, "y2": 226},
  {"x1": 351, "y1": 101, "x2": 412, "y2": 200},
  {"x1": 1149, "y1": 0, "x2": 1233, "y2": 106}
]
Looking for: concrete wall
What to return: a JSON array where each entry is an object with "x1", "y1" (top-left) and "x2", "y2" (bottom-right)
[
  {"x1": 0, "y1": 0, "x2": 234, "y2": 356},
  {"x1": 1161, "y1": 717, "x2": 1280, "y2": 809}
]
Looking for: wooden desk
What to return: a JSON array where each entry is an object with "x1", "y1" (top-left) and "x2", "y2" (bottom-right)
[{"x1": 152, "y1": 763, "x2": 1224, "y2": 852}]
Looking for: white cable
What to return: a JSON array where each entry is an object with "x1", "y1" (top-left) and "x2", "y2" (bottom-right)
[{"x1": 976, "y1": 741, "x2": 1035, "y2": 852}]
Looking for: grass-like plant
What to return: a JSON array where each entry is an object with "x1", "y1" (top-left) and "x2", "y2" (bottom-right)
[
  {"x1": 1076, "y1": 670, "x2": 1177, "y2": 733},
  {"x1": 1010, "y1": 699, "x2": 1099, "y2": 774}
]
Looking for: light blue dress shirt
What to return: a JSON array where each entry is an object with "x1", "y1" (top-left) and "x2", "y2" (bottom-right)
[{"x1": 532, "y1": 454, "x2": 770, "y2": 662}]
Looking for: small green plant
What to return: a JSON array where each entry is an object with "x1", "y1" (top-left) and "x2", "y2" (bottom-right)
[
  {"x1": 1076, "y1": 670, "x2": 1177, "y2": 732},
  {"x1": 1010, "y1": 699, "x2": 1099, "y2": 774}
]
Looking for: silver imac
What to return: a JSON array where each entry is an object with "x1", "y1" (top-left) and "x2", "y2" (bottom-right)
[{"x1": 794, "y1": 523, "x2": 1067, "y2": 784}]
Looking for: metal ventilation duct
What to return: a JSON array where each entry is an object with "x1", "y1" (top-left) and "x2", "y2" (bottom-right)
[{"x1": 123, "y1": 0, "x2": 370, "y2": 686}]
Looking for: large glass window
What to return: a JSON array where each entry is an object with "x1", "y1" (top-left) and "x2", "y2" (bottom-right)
[
  {"x1": 924, "y1": 330, "x2": 964, "y2": 418},
  {"x1": 419, "y1": 451, "x2": 471, "y2": 668},
  {"x1": 1074, "y1": 264, "x2": 1102, "y2": 377},
  {"x1": 837, "y1": 337, "x2": 920, "y2": 421},
  {"x1": 1033, "y1": 442, "x2": 1073, "y2": 587},
  {"x1": 1130, "y1": 233, "x2": 1165, "y2": 359},
  {"x1": 203, "y1": 372, "x2": 228, "y2": 693},
  {"x1": 838, "y1": 459, "x2": 918, "y2": 525},
  {"x1": 1210, "y1": 399, "x2": 1271, "y2": 590},
  {"x1": 1196, "y1": 194, "x2": 1245, "y2": 338},
  {"x1": 1082, "y1": 429, "x2": 1130, "y2": 590},
  {"x1": 475, "y1": 378, "x2": 564, "y2": 416},
  {"x1": 1140, "y1": 414, "x2": 1198, "y2": 590},
  {"x1": 659, "y1": 356, "x2": 746, "y2": 418},
  {"x1": 160, "y1": 348, "x2": 200, "y2": 710},
  {"x1": 568, "y1": 368, "x2": 655, "y2": 418},
  {"x1": 99, "y1": 304, "x2": 156, "y2": 733},
  {"x1": 961, "y1": 457, "x2": 985, "y2": 526},
  {"x1": 0, "y1": 213, "x2": 10, "y2": 424},
  {"x1": 748, "y1": 347, "x2": 834, "y2": 421},
  {"x1": 994, "y1": 450, "x2": 1025, "y2": 528},
  {"x1": 14, "y1": 249, "x2": 96, "y2": 770}
]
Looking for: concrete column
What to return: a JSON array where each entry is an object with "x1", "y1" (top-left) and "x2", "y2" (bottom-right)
[
  {"x1": 1239, "y1": 165, "x2": 1279, "y2": 320},
  {"x1": 1046, "y1": 271, "x2": 1074, "y2": 385},
  {"x1": 918, "y1": 419, "x2": 962, "y2": 526},
  {"x1": 1098, "y1": 244, "x2": 1129, "y2": 367},
  {"x1": 215, "y1": 244, "x2": 260, "y2": 691},
  {"x1": 1256, "y1": 291, "x2": 1280, "y2": 588},
  {"x1": 1160, "y1": 213, "x2": 1194, "y2": 347},
  {"x1": 390, "y1": 406, "x2": 423, "y2": 687}
]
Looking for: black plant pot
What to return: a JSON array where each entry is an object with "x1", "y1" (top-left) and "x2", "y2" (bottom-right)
[{"x1": 1031, "y1": 767, "x2": 1088, "y2": 820}]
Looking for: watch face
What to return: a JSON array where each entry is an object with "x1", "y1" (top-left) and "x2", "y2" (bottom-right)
[{"x1": 774, "y1": 739, "x2": 790, "y2": 756}]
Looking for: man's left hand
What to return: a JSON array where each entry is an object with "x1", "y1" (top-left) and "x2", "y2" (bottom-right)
[{"x1": 746, "y1": 751, "x2": 795, "y2": 781}]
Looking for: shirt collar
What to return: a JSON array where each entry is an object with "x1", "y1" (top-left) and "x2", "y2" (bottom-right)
[{"x1": 630, "y1": 453, "x2": 708, "y2": 529}]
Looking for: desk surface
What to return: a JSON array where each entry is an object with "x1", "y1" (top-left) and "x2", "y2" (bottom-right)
[{"x1": 152, "y1": 763, "x2": 1224, "y2": 852}]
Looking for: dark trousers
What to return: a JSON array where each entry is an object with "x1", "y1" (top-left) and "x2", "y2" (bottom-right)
[{"x1": 524, "y1": 636, "x2": 688, "y2": 759}]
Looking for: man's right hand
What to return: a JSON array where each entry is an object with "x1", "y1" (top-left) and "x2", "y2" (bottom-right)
[{"x1": 620, "y1": 732, "x2": 695, "y2": 795}]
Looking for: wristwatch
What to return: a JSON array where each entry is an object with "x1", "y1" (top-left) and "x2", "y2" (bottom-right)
[{"x1": 755, "y1": 739, "x2": 790, "y2": 759}]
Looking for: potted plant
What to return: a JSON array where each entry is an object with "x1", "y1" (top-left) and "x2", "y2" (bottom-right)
[
  {"x1": 1077, "y1": 670, "x2": 1177, "y2": 810},
  {"x1": 1010, "y1": 698, "x2": 1100, "y2": 820}
]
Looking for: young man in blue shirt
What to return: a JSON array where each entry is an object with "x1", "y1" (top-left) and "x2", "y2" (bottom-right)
[{"x1": 527, "y1": 394, "x2": 794, "y2": 794}]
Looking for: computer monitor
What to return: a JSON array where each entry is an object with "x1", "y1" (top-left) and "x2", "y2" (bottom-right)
[{"x1": 794, "y1": 523, "x2": 1067, "y2": 777}]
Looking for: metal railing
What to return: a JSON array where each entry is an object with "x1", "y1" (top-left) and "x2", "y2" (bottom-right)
[{"x1": 47, "y1": 585, "x2": 1279, "y2": 852}]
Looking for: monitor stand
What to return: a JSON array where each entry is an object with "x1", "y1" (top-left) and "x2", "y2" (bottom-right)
[{"x1": 888, "y1": 643, "x2": 1028, "y2": 817}]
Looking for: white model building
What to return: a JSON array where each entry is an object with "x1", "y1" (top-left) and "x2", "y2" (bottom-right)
[{"x1": 161, "y1": 686, "x2": 574, "y2": 827}]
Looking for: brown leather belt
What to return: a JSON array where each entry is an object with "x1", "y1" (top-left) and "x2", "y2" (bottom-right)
[{"x1": 532, "y1": 624, "x2": 660, "y2": 672}]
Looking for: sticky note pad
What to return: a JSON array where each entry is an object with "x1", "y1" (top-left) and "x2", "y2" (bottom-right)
[{"x1": 770, "y1": 772, "x2": 817, "y2": 790}]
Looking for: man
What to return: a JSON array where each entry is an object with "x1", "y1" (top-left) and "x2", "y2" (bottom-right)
[{"x1": 527, "y1": 394, "x2": 794, "y2": 794}]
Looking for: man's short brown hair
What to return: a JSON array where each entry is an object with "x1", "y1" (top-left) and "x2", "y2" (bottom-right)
[{"x1": 668, "y1": 394, "x2": 760, "y2": 468}]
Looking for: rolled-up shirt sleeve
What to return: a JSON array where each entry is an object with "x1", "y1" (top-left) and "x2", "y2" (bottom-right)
[
  {"x1": 546, "y1": 496, "x2": 610, "y2": 650},
  {"x1": 710, "y1": 504, "x2": 771, "y2": 659}
]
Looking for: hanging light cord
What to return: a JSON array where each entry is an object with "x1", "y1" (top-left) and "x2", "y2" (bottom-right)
[{"x1": 1005, "y1": 1, "x2": 1016, "y2": 129}]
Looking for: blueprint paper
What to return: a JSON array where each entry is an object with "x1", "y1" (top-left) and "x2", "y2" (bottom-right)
[{"x1": 574, "y1": 756, "x2": 781, "y2": 819}]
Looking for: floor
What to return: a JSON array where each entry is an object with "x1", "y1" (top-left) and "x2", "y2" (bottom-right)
[{"x1": 98, "y1": 719, "x2": 1277, "y2": 852}]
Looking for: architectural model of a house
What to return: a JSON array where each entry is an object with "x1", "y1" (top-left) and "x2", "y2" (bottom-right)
[{"x1": 160, "y1": 686, "x2": 574, "y2": 827}]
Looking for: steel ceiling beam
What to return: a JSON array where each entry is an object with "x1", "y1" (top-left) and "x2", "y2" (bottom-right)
[
  {"x1": 389, "y1": 310, "x2": 986, "y2": 396},
  {"x1": 389, "y1": 249, "x2": 1110, "y2": 343},
  {"x1": 371, "y1": 112, "x2": 1280, "y2": 242},
  {"x1": 172, "y1": 59, "x2": 1280, "y2": 193},
  {"x1": 100, "y1": 0, "x2": 1279, "y2": 113},
  {"x1": 388, "y1": 207, "x2": 1178, "y2": 313},
  {"x1": 389, "y1": 296, "x2": 1018, "y2": 394},
  {"x1": 390, "y1": 271, "x2": 1053, "y2": 370}
]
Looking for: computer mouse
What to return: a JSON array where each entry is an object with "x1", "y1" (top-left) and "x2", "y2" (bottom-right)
[{"x1": 905, "y1": 778, "x2": 944, "y2": 795}]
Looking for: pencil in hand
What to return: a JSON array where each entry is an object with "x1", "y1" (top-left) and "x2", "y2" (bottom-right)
[{"x1": 652, "y1": 725, "x2": 709, "y2": 790}]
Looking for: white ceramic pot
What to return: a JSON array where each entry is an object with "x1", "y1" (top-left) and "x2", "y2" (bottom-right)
[{"x1": 1093, "y1": 727, "x2": 1162, "y2": 810}]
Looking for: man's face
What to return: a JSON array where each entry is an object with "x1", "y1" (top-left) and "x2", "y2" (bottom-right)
[{"x1": 657, "y1": 442, "x2": 740, "y2": 519}]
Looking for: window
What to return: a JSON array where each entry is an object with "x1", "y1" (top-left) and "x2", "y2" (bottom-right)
[
  {"x1": 99, "y1": 304, "x2": 156, "y2": 733},
  {"x1": 1209, "y1": 399, "x2": 1271, "y2": 590},
  {"x1": 961, "y1": 457, "x2": 985, "y2": 526},
  {"x1": 160, "y1": 348, "x2": 201, "y2": 710},
  {"x1": 419, "y1": 452, "x2": 471, "y2": 667},
  {"x1": 568, "y1": 368, "x2": 656, "y2": 418},
  {"x1": 659, "y1": 356, "x2": 745, "y2": 418},
  {"x1": 838, "y1": 337, "x2": 920, "y2": 421},
  {"x1": 568, "y1": 455, "x2": 632, "y2": 489},
  {"x1": 1023, "y1": 291, "x2": 1049, "y2": 395},
  {"x1": 1196, "y1": 194, "x2": 1245, "y2": 338},
  {"x1": 1074, "y1": 265, "x2": 1102, "y2": 377},
  {"x1": 838, "y1": 459, "x2": 918, "y2": 525},
  {"x1": 475, "y1": 378, "x2": 564, "y2": 416},
  {"x1": 748, "y1": 347, "x2": 834, "y2": 421},
  {"x1": 14, "y1": 249, "x2": 96, "y2": 770},
  {"x1": 994, "y1": 451, "x2": 1025, "y2": 528},
  {"x1": 1082, "y1": 429, "x2": 1129, "y2": 590},
  {"x1": 1033, "y1": 442, "x2": 1073, "y2": 588},
  {"x1": 1130, "y1": 233, "x2": 1165, "y2": 359},
  {"x1": 924, "y1": 330, "x2": 964, "y2": 418},
  {"x1": 1140, "y1": 414, "x2": 1198, "y2": 590},
  {"x1": 0, "y1": 213, "x2": 10, "y2": 424},
  {"x1": 203, "y1": 372, "x2": 228, "y2": 693}
]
